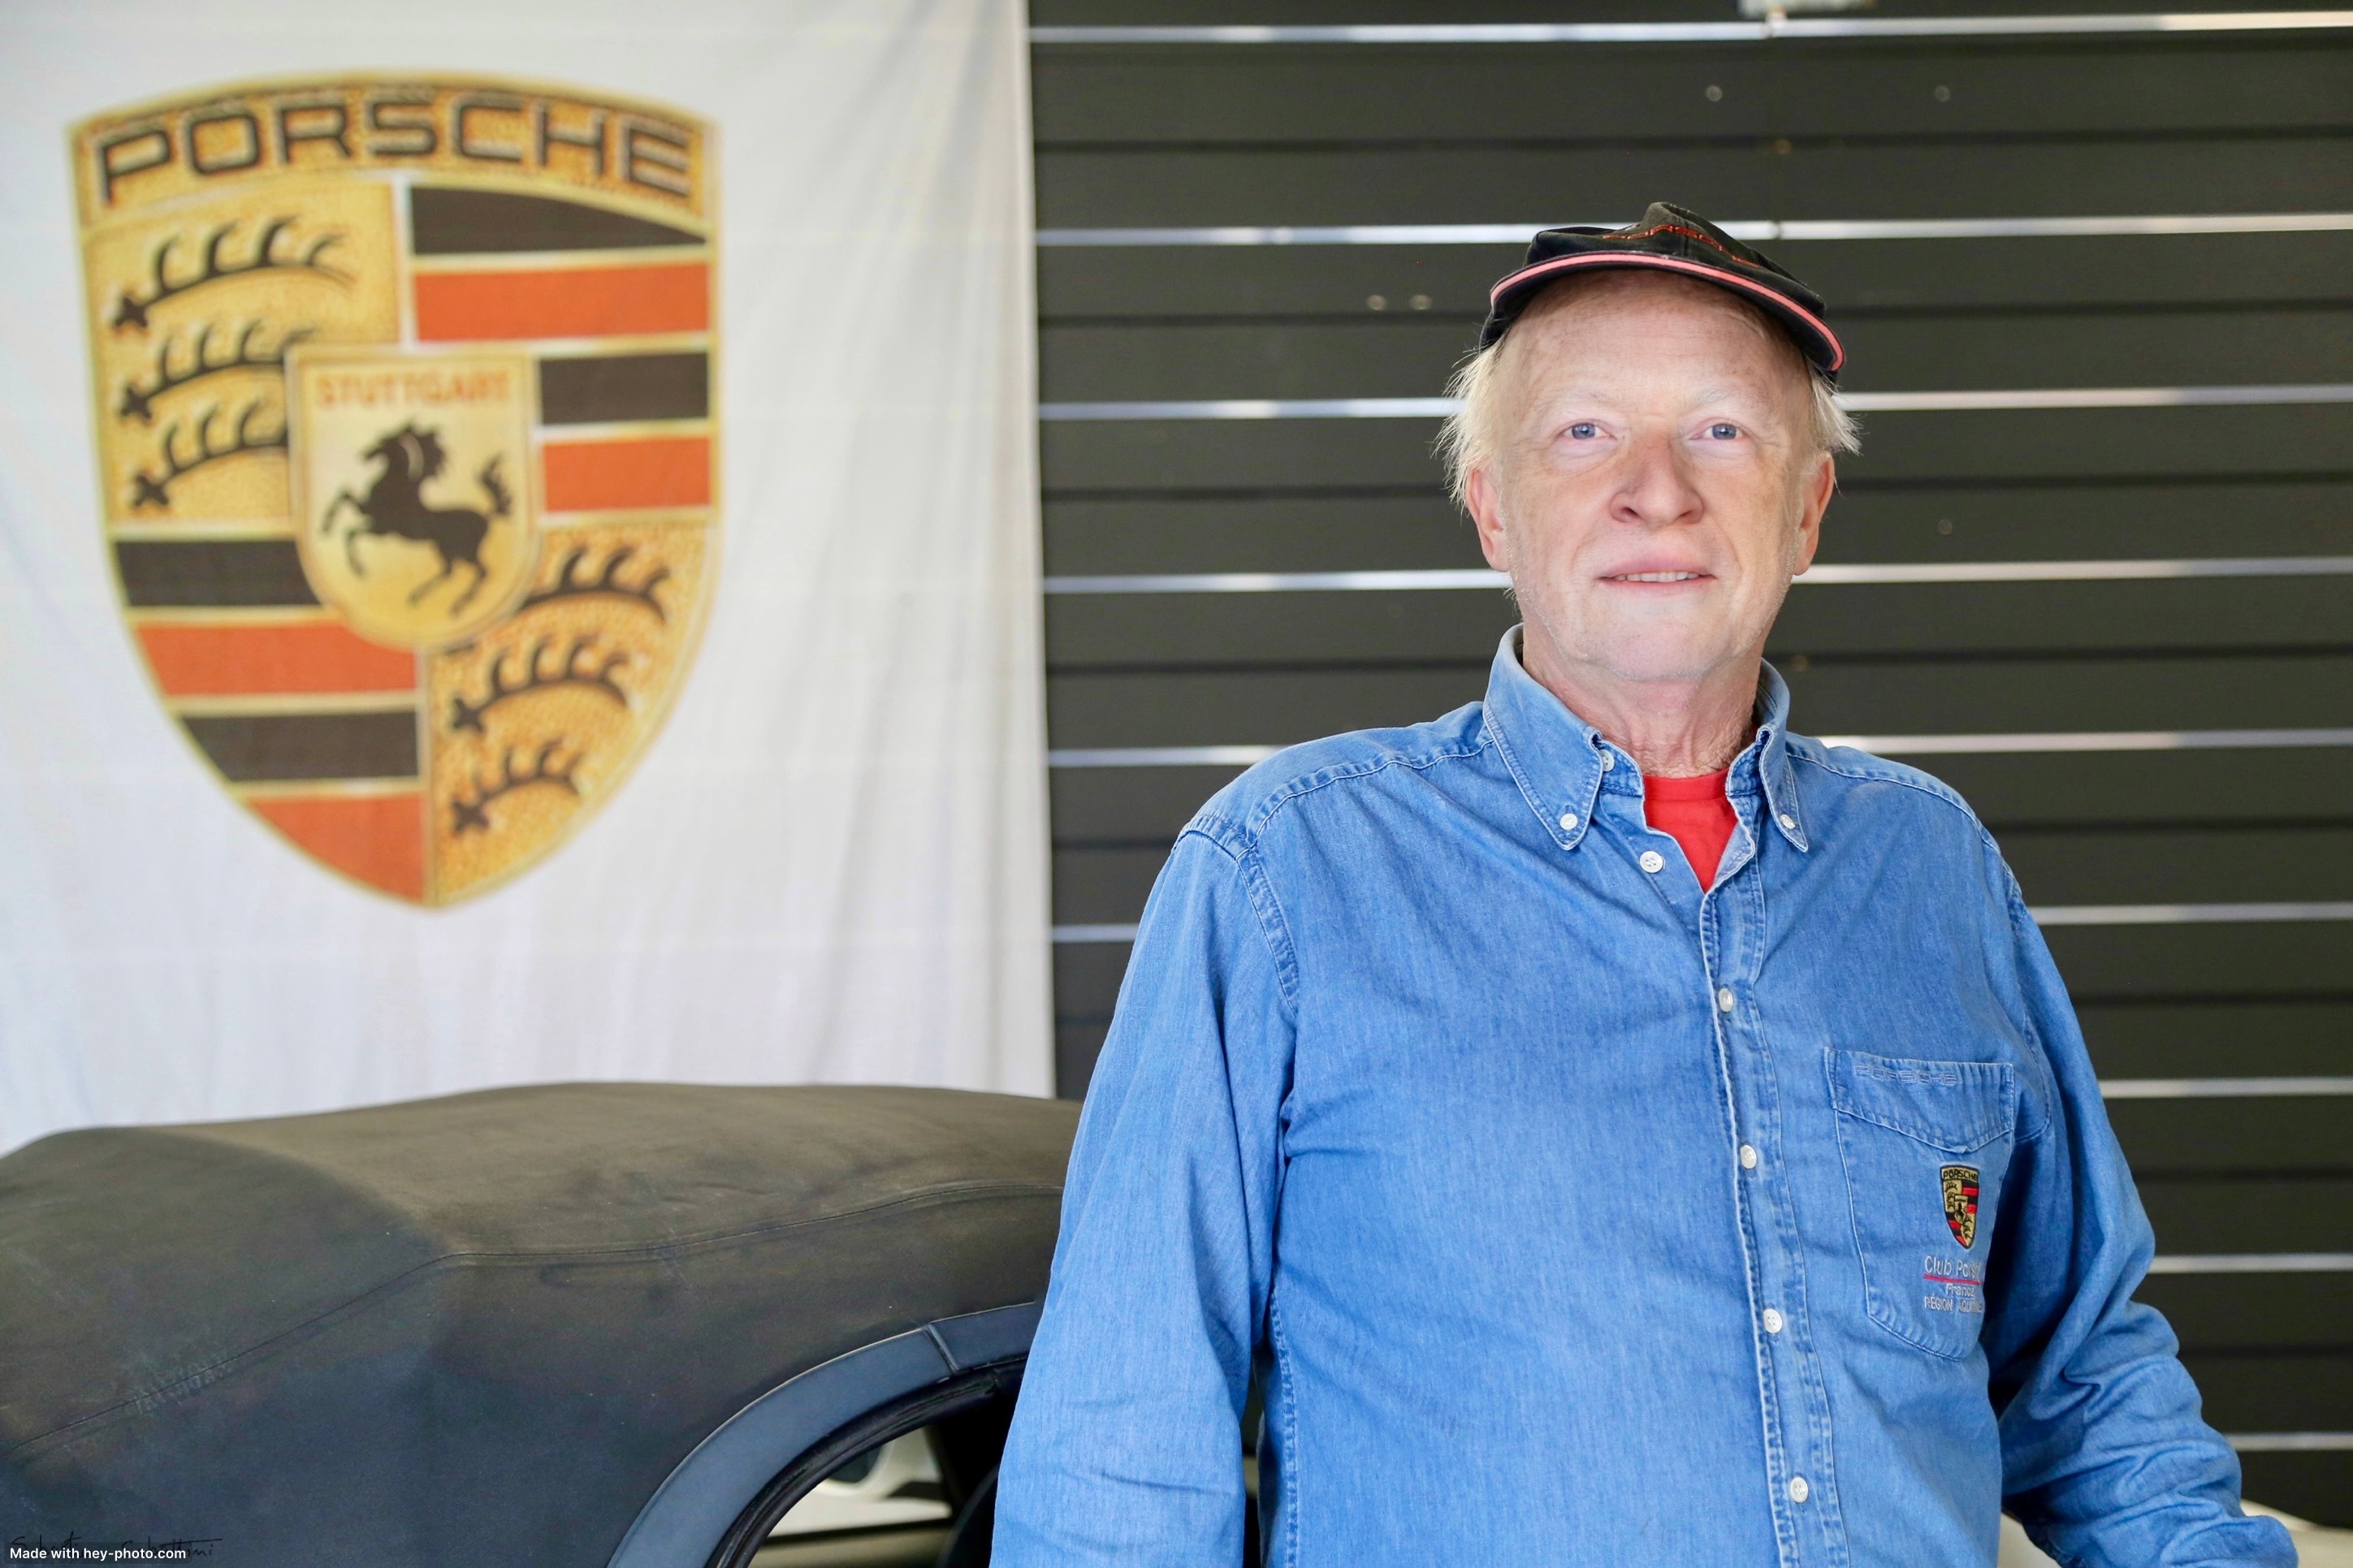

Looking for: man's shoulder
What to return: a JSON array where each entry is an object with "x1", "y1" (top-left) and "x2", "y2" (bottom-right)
[
  {"x1": 1785, "y1": 731, "x2": 1993, "y2": 848},
  {"x1": 1185, "y1": 702, "x2": 1492, "y2": 855}
]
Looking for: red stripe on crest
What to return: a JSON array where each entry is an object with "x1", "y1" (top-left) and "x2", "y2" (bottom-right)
[
  {"x1": 249, "y1": 793, "x2": 426, "y2": 901},
  {"x1": 542, "y1": 436, "x2": 710, "y2": 511},
  {"x1": 138, "y1": 622, "x2": 417, "y2": 696},
  {"x1": 414, "y1": 262, "x2": 708, "y2": 341}
]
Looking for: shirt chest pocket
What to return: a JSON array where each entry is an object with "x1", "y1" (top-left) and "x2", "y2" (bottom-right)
[{"x1": 1827, "y1": 1047, "x2": 2019, "y2": 1360}]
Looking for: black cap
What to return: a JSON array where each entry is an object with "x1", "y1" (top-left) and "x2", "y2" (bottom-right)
[{"x1": 1479, "y1": 202, "x2": 1843, "y2": 379}]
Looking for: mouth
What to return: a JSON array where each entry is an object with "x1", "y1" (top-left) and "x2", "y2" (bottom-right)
[{"x1": 1602, "y1": 570, "x2": 1711, "y2": 584}]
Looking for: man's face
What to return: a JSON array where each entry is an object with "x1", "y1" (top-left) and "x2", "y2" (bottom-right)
[{"x1": 1465, "y1": 271, "x2": 1835, "y2": 692}]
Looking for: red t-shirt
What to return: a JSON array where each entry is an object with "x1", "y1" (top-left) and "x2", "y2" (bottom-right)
[{"x1": 1644, "y1": 769, "x2": 1737, "y2": 892}]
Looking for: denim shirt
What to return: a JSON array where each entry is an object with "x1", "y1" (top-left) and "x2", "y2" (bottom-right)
[{"x1": 995, "y1": 630, "x2": 2291, "y2": 1568}]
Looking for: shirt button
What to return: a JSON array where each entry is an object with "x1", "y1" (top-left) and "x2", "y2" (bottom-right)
[
  {"x1": 1739, "y1": 1143, "x2": 1759, "y2": 1170},
  {"x1": 1762, "y1": 1307, "x2": 1784, "y2": 1334},
  {"x1": 1638, "y1": 849, "x2": 1665, "y2": 874},
  {"x1": 1778, "y1": 812, "x2": 1796, "y2": 831},
  {"x1": 1715, "y1": 987, "x2": 1735, "y2": 1013},
  {"x1": 1558, "y1": 811, "x2": 1578, "y2": 832},
  {"x1": 1599, "y1": 753, "x2": 1616, "y2": 771},
  {"x1": 1789, "y1": 1475, "x2": 1810, "y2": 1504}
]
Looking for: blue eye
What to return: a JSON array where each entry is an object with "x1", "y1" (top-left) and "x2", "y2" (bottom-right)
[
  {"x1": 1568, "y1": 422, "x2": 1599, "y2": 438},
  {"x1": 1707, "y1": 423, "x2": 1741, "y2": 440}
]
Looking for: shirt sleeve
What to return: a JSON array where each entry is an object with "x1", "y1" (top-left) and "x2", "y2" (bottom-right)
[
  {"x1": 992, "y1": 823, "x2": 1295, "y2": 1566},
  {"x1": 1983, "y1": 854, "x2": 2295, "y2": 1568}
]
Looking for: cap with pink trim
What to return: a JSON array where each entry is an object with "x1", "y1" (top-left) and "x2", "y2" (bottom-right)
[{"x1": 1479, "y1": 201, "x2": 1844, "y2": 379}]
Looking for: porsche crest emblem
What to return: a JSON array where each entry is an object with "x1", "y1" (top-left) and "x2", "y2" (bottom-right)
[
  {"x1": 1941, "y1": 1164, "x2": 1981, "y2": 1250},
  {"x1": 71, "y1": 77, "x2": 717, "y2": 904}
]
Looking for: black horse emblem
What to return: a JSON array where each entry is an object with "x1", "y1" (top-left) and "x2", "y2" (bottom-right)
[{"x1": 322, "y1": 422, "x2": 513, "y2": 615}]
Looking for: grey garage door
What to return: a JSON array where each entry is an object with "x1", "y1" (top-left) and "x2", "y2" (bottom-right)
[{"x1": 1032, "y1": 0, "x2": 2353, "y2": 1523}]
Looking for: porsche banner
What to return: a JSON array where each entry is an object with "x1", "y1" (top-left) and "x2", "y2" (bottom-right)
[{"x1": 0, "y1": 2, "x2": 1050, "y2": 1151}]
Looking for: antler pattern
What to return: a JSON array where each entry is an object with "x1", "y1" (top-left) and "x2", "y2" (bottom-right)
[
  {"x1": 110, "y1": 218, "x2": 347, "y2": 333},
  {"x1": 449, "y1": 637, "x2": 630, "y2": 733},
  {"x1": 521, "y1": 545, "x2": 670, "y2": 622},
  {"x1": 118, "y1": 322, "x2": 313, "y2": 424},
  {"x1": 449, "y1": 740, "x2": 582, "y2": 836},
  {"x1": 129, "y1": 400, "x2": 287, "y2": 510}
]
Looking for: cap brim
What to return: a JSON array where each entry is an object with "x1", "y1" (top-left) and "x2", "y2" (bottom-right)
[{"x1": 1483, "y1": 251, "x2": 1845, "y2": 375}]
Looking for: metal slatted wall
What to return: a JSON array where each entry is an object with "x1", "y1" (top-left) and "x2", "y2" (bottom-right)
[{"x1": 1030, "y1": 2, "x2": 2353, "y2": 1522}]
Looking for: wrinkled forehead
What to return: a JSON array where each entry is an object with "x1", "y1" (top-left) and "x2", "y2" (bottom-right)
[{"x1": 1497, "y1": 269, "x2": 1811, "y2": 400}]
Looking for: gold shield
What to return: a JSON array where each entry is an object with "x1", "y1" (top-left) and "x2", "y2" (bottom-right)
[
  {"x1": 71, "y1": 77, "x2": 717, "y2": 905},
  {"x1": 1940, "y1": 1164, "x2": 1981, "y2": 1250}
]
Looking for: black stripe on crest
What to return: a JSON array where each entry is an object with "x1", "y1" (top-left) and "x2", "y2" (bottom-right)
[
  {"x1": 409, "y1": 187, "x2": 705, "y2": 255},
  {"x1": 184, "y1": 712, "x2": 419, "y2": 782},
  {"x1": 538, "y1": 352, "x2": 710, "y2": 425},
  {"x1": 116, "y1": 540, "x2": 319, "y2": 608}
]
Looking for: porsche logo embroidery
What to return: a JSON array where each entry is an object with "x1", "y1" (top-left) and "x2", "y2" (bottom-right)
[
  {"x1": 71, "y1": 78, "x2": 717, "y2": 905},
  {"x1": 1941, "y1": 1164, "x2": 1981, "y2": 1250}
]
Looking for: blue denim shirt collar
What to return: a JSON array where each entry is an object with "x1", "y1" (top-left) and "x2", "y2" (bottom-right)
[{"x1": 1478, "y1": 626, "x2": 1810, "y2": 856}]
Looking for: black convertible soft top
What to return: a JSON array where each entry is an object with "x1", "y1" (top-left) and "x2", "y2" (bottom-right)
[{"x1": 0, "y1": 1082, "x2": 1077, "y2": 1564}]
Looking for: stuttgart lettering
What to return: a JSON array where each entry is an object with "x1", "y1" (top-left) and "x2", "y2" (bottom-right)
[{"x1": 316, "y1": 367, "x2": 514, "y2": 410}]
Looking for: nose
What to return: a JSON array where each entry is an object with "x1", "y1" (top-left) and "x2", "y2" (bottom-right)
[{"x1": 1610, "y1": 426, "x2": 1703, "y2": 530}]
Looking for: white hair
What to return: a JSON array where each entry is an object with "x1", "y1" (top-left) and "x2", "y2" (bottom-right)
[{"x1": 1435, "y1": 317, "x2": 1860, "y2": 512}]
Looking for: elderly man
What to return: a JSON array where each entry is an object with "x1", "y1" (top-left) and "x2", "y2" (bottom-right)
[{"x1": 993, "y1": 205, "x2": 2290, "y2": 1567}]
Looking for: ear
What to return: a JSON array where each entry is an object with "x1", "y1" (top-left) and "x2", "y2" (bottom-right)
[
  {"x1": 1466, "y1": 464, "x2": 1511, "y2": 573},
  {"x1": 1789, "y1": 450, "x2": 1834, "y2": 576}
]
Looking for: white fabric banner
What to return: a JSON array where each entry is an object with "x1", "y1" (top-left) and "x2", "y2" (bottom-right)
[{"x1": 0, "y1": 0, "x2": 1052, "y2": 1153}]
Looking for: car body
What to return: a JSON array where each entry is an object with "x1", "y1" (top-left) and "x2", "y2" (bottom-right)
[{"x1": 0, "y1": 1082, "x2": 1075, "y2": 1566}]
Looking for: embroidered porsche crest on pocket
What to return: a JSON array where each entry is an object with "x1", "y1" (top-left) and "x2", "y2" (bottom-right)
[
  {"x1": 1827, "y1": 1048, "x2": 2018, "y2": 1359},
  {"x1": 1941, "y1": 1164, "x2": 1981, "y2": 1249}
]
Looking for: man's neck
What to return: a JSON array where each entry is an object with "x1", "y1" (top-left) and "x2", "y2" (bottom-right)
[{"x1": 1518, "y1": 630, "x2": 1761, "y2": 779}]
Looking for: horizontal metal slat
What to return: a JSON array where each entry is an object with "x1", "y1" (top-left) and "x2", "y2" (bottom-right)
[
  {"x1": 2143, "y1": 1273, "x2": 2353, "y2": 1352},
  {"x1": 1045, "y1": 493, "x2": 1483, "y2": 576},
  {"x1": 1053, "y1": 922, "x2": 1148, "y2": 943},
  {"x1": 1051, "y1": 748, "x2": 2353, "y2": 845},
  {"x1": 1048, "y1": 559, "x2": 2353, "y2": 590},
  {"x1": 1053, "y1": 940, "x2": 1134, "y2": 1019},
  {"x1": 1041, "y1": 311, "x2": 2353, "y2": 401},
  {"x1": 1049, "y1": 663, "x2": 1485, "y2": 746},
  {"x1": 1781, "y1": 652, "x2": 2353, "y2": 732},
  {"x1": 1040, "y1": 227, "x2": 2353, "y2": 325},
  {"x1": 1048, "y1": 905, "x2": 2353, "y2": 1000},
  {"x1": 2041, "y1": 918, "x2": 2353, "y2": 998},
  {"x1": 2151, "y1": 1246, "x2": 2353, "y2": 1263},
  {"x1": 1043, "y1": 213, "x2": 2353, "y2": 246},
  {"x1": 1034, "y1": 15, "x2": 2353, "y2": 46},
  {"x1": 1046, "y1": 731, "x2": 2353, "y2": 767},
  {"x1": 1036, "y1": 136, "x2": 2353, "y2": 228},
  {"x1": 1051, "y1": 941, "x2": 2346, "y2": 1043},
  {"x1": 1053, "y1": 844, "x2": 1166, "y2": 924},
  {"x1": 1049, "y1": 829, "x2": 2353, "y2": 925},
  {"x1": 1044, "y1": 482, "x2": 2353, "y2": 577},
  {"x1": 2034, "y1": 901, "x2": 2353, "y2": 924},
  {"x1": 2083, "y1": 1000, "x2": 2353, "y2": 1079},
  {"x1": 2143, "y1": 1176, "x2": 2353, "y2": 1253},
  {"x1": 1035, "y1": 36, "x2": 2353, "y2": 145},
  {"x1": 1036, "y1": 39, "x2": 1776, "y2": 144},
  {"x1": 1052, "y1": 984, "x2": 2350, "y2": 1087},
  {"x1": 1045, "y1": 577, "x2": 2353, "y2": 667},
  {"x1": 2000, "y1": 826, "x2": 2353, "y2": 906},
  {"x1": 1047, "y1": 653, "x2": 2353, "y2": 749},
  {"x1": 1042, "y1": 400, "x2": 2353, "y2": 490},
  {"x1": 2180, "y1": 1352, "x2": 2353, "y2": 1434},
  {"x1": 2234, "y1": 1449, "x2": 2351, "y2": 1529},
  {"x1": 1043, "y1": 387, "x2": 2353, "y2": 419},
  {"x1": 1050, "y1": 903, "x2": 2353, "y2": 939}
]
